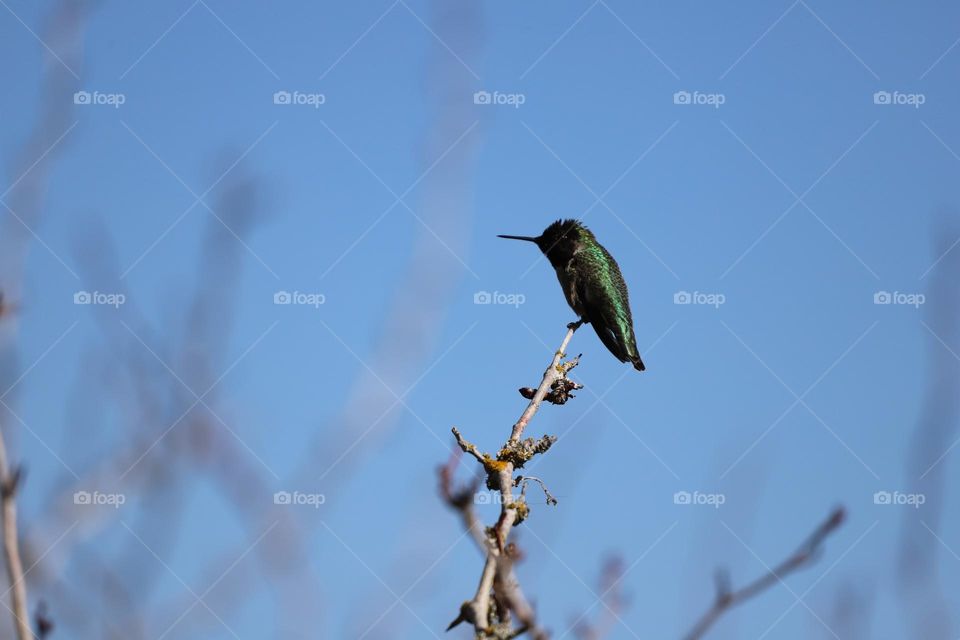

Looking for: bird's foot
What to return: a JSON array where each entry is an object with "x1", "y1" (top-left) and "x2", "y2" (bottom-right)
[{"x1": 566, "y1": 319, "x2": 585, "y2": 330}]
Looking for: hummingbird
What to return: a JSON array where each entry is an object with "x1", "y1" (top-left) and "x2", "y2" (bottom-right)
[{"x1": 499, "y1": 219, "x2": 646, "y2": 371}]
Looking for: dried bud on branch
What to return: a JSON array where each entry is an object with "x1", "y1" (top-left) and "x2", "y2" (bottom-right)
[{"x1": 444, "y1": 323, "x2": 582, "y2": 638}]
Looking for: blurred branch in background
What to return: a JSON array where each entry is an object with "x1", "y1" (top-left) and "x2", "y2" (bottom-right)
[
  {"x1": 30, "y1": 165, "x2": 326, "y2": 639},
  {"x1": 1, "y1": 0, "x2": 488, "y2": 635},
  {"x1": 21, "y1": 0, "x2": 485, "y2": 636},
  {"x1": 438, "y1": 449, "x2": 485, "y2": 552},
  {"x1": 0, "y1": 431, "x2": 30, "y2": 640},
  {"x1": 0, "y1": 0, "x2": 86, "y2": 298},
  {"x1": 148, "y1": 1, "x2": 486, "y2": 636},
  {"x1": 0, "y1": 0, "x2": 89, "y2": 636},
  {"x1": 896, "y1": 217, "x2": 960, "y2": 638},
  {"x1": 682, "y1": 507, "x2": 845, "y2": 640},
  {"x1": 825, "y1": 584, "x2": 873, "y2": 640},
  {"x1": 289, "y1": 0, "x2": 483, "y2": 496},
  {"x1": 569, "y1": 556, "x2": 629, "y2": 640}
]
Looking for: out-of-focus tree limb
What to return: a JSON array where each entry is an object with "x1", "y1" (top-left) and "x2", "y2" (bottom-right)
[
  {"x1": 682, "y1": 507, "x2": 845, "y2": 640},
  {"x1": 0, "y1": 430, "x2": 31, "y2": 639},
  {"x1": 569, "y1": 556, "x2": 628, "y2": 640},
  {"x1": 896, "y1": 220, "x2": 960, "y2": 638}
]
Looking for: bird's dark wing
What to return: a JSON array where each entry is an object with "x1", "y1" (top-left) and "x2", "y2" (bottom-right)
[{"x1": 573, "y1": 247, "x2": 645, "y2": 370}]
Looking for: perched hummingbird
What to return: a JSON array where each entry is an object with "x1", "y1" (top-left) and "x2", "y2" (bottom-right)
[{"x1": 499, "y1": 219, "x2": 646, "y2": 371}]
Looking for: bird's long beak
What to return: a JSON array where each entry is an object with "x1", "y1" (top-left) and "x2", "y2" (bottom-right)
[{"x1": 497, "y1": 234, "x2": 540, "y2": 243}]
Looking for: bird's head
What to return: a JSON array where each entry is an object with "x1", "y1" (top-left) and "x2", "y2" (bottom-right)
[{"x1": 498, "y1": 219, "x2": 588, "y2": 268}]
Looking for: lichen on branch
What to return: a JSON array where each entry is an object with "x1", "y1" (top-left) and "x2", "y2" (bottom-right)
[{"x1": 444, "y1": 323, "x2": 582, "y2": 638}]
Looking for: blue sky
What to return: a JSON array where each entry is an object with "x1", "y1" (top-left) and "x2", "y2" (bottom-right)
[{"x1": 2, "y1": 1, "x2": 960, "y2": 638}]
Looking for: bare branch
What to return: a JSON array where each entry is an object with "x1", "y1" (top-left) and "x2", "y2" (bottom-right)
[
  {"x1": 682, "y1": 507, "x2": 846, "y2": 640},
  {"x1": 445, "y1": 323, "x2": 581, "y2": 638},
  {"x1": 510, "y1": 325, "x2": 580, "y2": 443},
  {"x1": 438, "y1": 449, "x2": 486, "y2": 551},
  {"x1": 571, "y1": 556, "x2": 628, "y2": 640},
  {"x1": 516, "y1": 476, "x2": 557, "y2": 506},
  {"x1": 451, "y1": 428, "x2": 487, "y2": 467},
  {"x1": 0, "y1": 429, "x2": 31, "y2": 640}
]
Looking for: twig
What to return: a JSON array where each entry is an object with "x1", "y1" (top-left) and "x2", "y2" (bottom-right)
[
  {"x1": 571, "y1": 556, "x2": 628, "y2": 640},
  {"x1": 446, "y1": 323, "x2": 582, "y2": 638},
  {"x1": 0, "y1": 430, "x2": 31, "y2": 640},
  {"x1": 451, "y1": 428, "x2": 486, "y2": 466},
  {"x1": 516, "y1": 476, "x2": 557, "y2": 506},
  {"x1": 682, "y1": 507, "x2": 846, "y2": 640},
  {"x1": 438, "y1": 449, "x2": 486, "y2": 551},
  {"x1": 509, "y1": 324, "x2": 580, "y2": 443}
]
